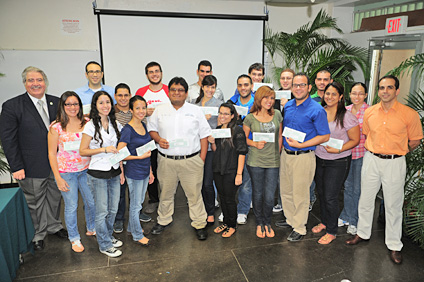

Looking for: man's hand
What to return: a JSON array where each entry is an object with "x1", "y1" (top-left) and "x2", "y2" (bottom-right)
[
  {"x1": 13, "y1": 169, "x2": 25, "y2": 181},
  {"x1": 147, "y1": 108, "x2": 155, "y2": 116},
  {"x1": 159, "y1": 138, "x2": 169, "y2": 149}
]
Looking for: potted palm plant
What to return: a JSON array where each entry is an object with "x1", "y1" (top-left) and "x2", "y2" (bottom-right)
[{"x1": 264, "y1": 9, "x2": 369, "y2": 97}]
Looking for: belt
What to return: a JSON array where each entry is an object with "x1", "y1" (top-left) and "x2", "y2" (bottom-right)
[
  {"x1": 370, "y1": 151, "x2": 402, "y2": 159},
  {"x1": 158, "y1": 151, "x2": 200, "y2": 160},
  {"x1": 284, "y1": 149, "x2": 313, "y2": 155}
]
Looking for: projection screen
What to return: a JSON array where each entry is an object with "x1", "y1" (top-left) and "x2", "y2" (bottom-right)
[{"x1": 96, "y1": 9, "x2": 267, "y2": 100}]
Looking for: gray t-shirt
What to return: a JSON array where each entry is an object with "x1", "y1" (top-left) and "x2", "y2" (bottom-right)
[{"x1": 243, "y1": 111, "x2": 283, "y2": 168}]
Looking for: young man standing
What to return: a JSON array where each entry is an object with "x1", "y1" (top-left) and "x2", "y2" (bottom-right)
[
  {"x1": 135, "y1": 62, "x2": 169, "y2": 213},
  {"x1": 310, "y1": 70, "x2": 333, "y2": 103},
  {"x1": 75, "y1": 61, "x2": 115, "y2": 105},
  {"x1": 187, "y1": 60, "x2": 224, "y2": 102}
]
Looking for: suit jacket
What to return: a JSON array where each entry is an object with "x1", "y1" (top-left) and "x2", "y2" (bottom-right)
[{"x1": 0, "y1": 93, "x2": 59, "y2": 178}]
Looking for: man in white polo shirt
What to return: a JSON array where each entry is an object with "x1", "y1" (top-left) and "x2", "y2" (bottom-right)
[{"x1": 148, "y1": 77, "x2": 211, "y2": 240}]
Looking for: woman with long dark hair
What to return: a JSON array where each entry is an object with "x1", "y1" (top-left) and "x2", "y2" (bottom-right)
[
  {"x1": 243, "y1": 86, "x2": 283, "y2": 238},
  {"x1": 117, "y1": 96, "x2": 154, "y2": 246},
  {"x1": 191, "y1": 75, "x2": 222, "y2": 225},
  {"x1": 338, "y1": 82, "x2": 369, "y2": 235},
  {"x1": 208, "y1": 103, "x2": 248, "y2": 237},
  {"x1": 79, "y1": 91, "x2": 124, "y2": 257},
  {"x1": 48, "y1": 91, "x2": 95, "y2": 252},
  {"x1": 312, "y1": 82, "x2": 360, "y2": 244}
]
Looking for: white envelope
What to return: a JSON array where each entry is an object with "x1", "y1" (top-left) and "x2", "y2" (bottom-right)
[
  {"x1": 136, "y1": 140, "x2": 157, "y2": 156},
  {"x1": 168, "y1": 138, "x2": 189, "y2": 148},
  {"x1": 83, "y1": 104, "x2": 91, "y2": 115},
  {"x1": 234, "y1": 105, "x2": 248, "y2": 116},
  {"x1": 63, "y1": 140, "x2": 81, "y2": 151},
  {"x1": 201, "y1": 107, "x2": 219, "y2": 116},
  {"x1": 148, "y1": 101, "x2": 165, "y2": 108},
  {"x1": 211, "y1": 128, "x2": 231, "y2": 139},
  {"x1": 253, "y1": 132, "x2": 274, "y2": 143},
  {"x1": 253, "y1": 83, "x2": 273, "y2": 92},
  {"x1": 275, "y1": 90, "x2": 291, "y2": 100},
  {"x1": 321, "y1": 138, "x2": 344, "y2": 150},
  {"x1": 109, "y1": 146, "x2": 130, "y2": 166},
  {"x1": 282, "y1": 127, "x2": 306, "y2": 143}
]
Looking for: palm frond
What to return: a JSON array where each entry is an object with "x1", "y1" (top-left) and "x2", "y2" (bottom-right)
[{"x1": 390, "y1": 53, "x2": 424, "y2": 78}]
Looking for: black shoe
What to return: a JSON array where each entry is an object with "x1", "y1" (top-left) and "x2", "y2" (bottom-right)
[
  {"x1": 33, "y1": 240, "x2": 44, "y2": 251},
  {"x1": 287, "y1": 230, "x2": 304, "y2": 242},
  {"x1": 54, "y1": 228, "x2": 68, "y2": 239},
  {"x1": 139, "y1": 213, "x2": 152, "y2": 223},
  {"x1": 195, "y1": 228, "x2": 208, "y2": 240},
  {"x1": 151, "y1": 223, "x2": 166, "y2": 235},
  {"x1": 275, "y1": 220, "x2": 291, "y2": 228}
]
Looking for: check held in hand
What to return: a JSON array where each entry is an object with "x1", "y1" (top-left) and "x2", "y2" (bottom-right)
[
  {"x1": 136, "y1": 140, "x2": 157, "y2": 156},
  {"x1": 211, "y1": 128, "x2": 231, "y2": 139},
  {"x1": 109, "y1": 146, "x2": 130, "y2": 166},
  {"x1": 321, "y1": 138, "x2": 343, "y2": 150},
  {"x1": 282, "y1": 127, "x2": 306, "y2": 143},
  {"x1": 253, "y1": 132, "x2": 274, "y2": 143}
]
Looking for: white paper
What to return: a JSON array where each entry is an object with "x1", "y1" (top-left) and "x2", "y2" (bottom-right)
[
  {"x1": 253, "y1": 132, "x2": 274, "y2": 143},
  {"x1": 275, "y1": 90, "x2": 291, "y2": 100},
  {"x1": 211, "y1": 128, "x2": 231, "y2": 139},
  {"x1": 253, "y1": 83, "x2": 273, "y2": 92},
  {"x1": 109, "y1": 146, "x2": 130, "y2": 166},
  {"x1": 282, "y1": 127, "x2": 306, "y2": 143},
  {"x1": 136, "y1": 140, "x2": 157, "y2": 156},
  {"x1": 201, "y1": 107, "x2": 219, "y2": 116},
  {"x1": 148, "y1": 101, "x2": 165, "y2": 108},
  {"x1": 168, "y1": 138, "x2": 189, "y2": 148},
  {"x1": 234, "y1": 105, "x2": 248, "y2": 116},
  {"x1": 63, "y1": 140, "x2": 81, "y2": 151},
  {"x1": 83, "y1": 104, "x2": 91, "y2": 115},
  {"x1": 321, "y1": 138, "x2": 344, "y2": 150}
]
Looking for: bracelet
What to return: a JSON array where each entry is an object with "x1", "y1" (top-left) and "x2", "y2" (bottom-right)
[
  {"x1": 338, "y1": 149, "x2": 341, "y2": 153},
  {"x1": 105, "y1": 148, "x2": 107, "y2": 153}
]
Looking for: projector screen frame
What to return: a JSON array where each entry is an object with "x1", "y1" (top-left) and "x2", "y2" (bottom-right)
[{"x1": 93, "y1": 8, "x2": 268, "y2": 85}]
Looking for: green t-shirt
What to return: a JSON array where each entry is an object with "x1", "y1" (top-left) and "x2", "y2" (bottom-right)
[{"x1": 243, "y1": 111, "x2": 283, "y2": 168}]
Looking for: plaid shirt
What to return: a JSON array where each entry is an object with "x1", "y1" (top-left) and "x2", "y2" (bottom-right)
[{"x1": 347, "y1": 103, "x2": 369, "y2": 159}]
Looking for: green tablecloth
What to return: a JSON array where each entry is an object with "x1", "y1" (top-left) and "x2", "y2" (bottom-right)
[{"x1": 0, "y1": 188, "x2": 34, "y2": 282}]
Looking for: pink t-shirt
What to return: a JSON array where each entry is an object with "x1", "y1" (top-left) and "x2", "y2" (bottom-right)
[{"x1": 50, "y1": 121, "x2": 90, "y2": 173}]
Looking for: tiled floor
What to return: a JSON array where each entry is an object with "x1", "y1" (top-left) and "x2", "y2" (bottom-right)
[{"x1": 15, "y1": 187, "x2": 424, "y2": 282}]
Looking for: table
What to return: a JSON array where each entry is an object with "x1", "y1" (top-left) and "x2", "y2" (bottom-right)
[{"x1": 0, "y1": 188, "x2": 34, "y2": 282}]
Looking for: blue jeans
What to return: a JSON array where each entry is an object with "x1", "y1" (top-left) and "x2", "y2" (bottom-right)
[
  {"x1": 247, "y1": 166, "x2": 279, "y2": 226},
  {"x1": 310, "y1": 181, "x2": 316, "y2": 203},
  {"x1": 126, "y1": 176, "x2": 149, "y2": 241},
  {"x1": 87, "y1": 174, "x2": 120, "y2": 252},
  {"x1": 60, "y1": 170, "x2": 95, "y2": 242},
  {"x1": 339, "y1": 157, "x2": 363, "y2": 226},
  {"x1": 237, "y1": 163, "x2": 252, "y2": 215},
  {"x1": 315, "y1": 156, "x2": 351, "y2": 235}
]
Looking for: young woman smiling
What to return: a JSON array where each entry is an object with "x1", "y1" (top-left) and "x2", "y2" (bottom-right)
[
  {"x1": 191, "y1": 75, "x2": 222, "y2": 225},
  {"x1": 313, "y1": 82, "x2": 360, "y2": 244}
]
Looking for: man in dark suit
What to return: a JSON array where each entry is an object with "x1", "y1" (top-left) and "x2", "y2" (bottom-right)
[{"x1": 0, "y1": 66, "x2": 67, "y2": 250}]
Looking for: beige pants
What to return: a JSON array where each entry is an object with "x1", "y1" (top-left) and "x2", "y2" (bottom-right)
[
  {"x1": 357, "y1": 151, "x2": 406, "y2": 251},
  {"x1": 156, "y1": 154, "x2": 207, "y2": 229},
  {"x1": 280, "y1": 150, "x2": 316, "y2": 235}
]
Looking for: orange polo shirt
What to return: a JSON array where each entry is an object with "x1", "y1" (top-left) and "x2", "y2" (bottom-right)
[{"x1": 363, "y1": 100, "x2": 423, "y2": 155}]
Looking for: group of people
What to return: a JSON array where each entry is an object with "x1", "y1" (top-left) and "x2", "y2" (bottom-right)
[{"x1": 0, "y1": 60, "x2": 421, "y2": 264}]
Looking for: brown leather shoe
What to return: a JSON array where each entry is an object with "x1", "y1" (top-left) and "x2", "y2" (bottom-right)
[
  {"x1": 389, "y1": 250, "x2": 402, "y2": 264},
  {"x1": 345, "y1": 234, "x2": 368, "y2": 245}
]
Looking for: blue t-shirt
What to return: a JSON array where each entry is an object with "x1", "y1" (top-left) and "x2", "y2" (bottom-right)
[
  {"x1": 283, "y1": 96, "x2": 330, "y2": 151},
  {"x1": 119, "y1": 122, "x2": 151, "y2": 180}
]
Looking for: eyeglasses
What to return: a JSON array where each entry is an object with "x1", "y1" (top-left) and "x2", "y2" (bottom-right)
[
  {"x1": 218, "y1": 112, "x2": 231, "y2": 116},
  {"x1": 116, "y1": 94, "x2": 130, "y2": 98},
  {"x1": 293, "y1": 83, "x2": 307, "y2": 88},
  {"x1": 87, "y1": 70, "x2": 102, "y2": 75},
  {"x1": 64, "y1": 103, "x2": 80, "y2": 107},
  {"x1": 170, "y1": 88, "x2": 186, "y2": 93},
  {"x1": 350, "y1": 92, "x2": 366, "y2": 96}
]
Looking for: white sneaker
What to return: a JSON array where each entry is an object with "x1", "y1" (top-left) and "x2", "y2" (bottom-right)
[
  {"x1": 111, "y1": 237, "x2": 123, "y2": 248},
  {"x1": 100, "y1": 247, "x2": 122, "y2": 258},
  {"x1": 273, "y1": 204, "x2": 283, "y2": 213},
  {"x1": 347, "y1": 225, "x2": 357, "y2": 235},
  {"x1": 218, "y1": 213, "x2": 224, "y2": 222},
  {"x1": 237, "y1": 214, "x2": 247, "y2": 225},
  {"x1": 338, "y1": 218, "x2": 349, "y2": 227}
]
